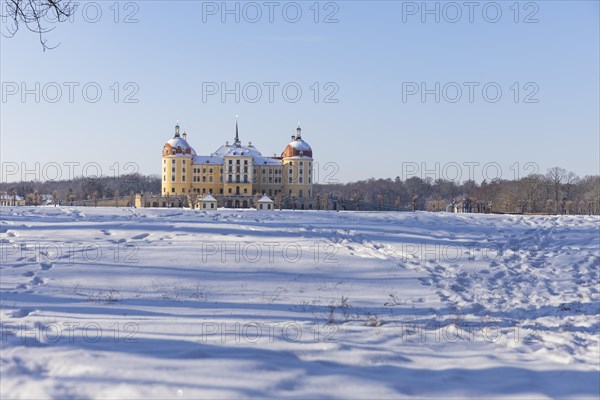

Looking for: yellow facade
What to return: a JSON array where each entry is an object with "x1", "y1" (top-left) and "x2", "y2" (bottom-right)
[{"x1": 159, "y1": 123, "x2": 314, "y2": 208}]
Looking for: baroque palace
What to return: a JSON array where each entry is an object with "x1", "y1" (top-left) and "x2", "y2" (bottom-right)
[{"x1": 137, "y1": 121, "x2": 315, "y2": 209}]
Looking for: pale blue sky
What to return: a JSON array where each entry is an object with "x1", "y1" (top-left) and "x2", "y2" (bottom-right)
[{"x1": 1, "y1": 1, "x2": 598, "y2": 183}]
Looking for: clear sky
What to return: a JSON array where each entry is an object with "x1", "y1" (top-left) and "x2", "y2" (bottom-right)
[{"x1": 1, "y1": 0, "x2": 598, "y2": 183}]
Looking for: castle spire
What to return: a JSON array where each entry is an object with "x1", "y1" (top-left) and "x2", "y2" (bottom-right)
[
  {"x1": 175, "y1": 121, "x2": 180, "y2": 137},
  {"x1": 234, "y1": 115, "x2": 240, "y2": 146},
  {"x1": 296, "y1": 122, "x2": 301, "y2": 139}
]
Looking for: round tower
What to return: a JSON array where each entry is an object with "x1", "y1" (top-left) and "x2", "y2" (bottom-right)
[
  {"x1": 161, "y1": 122, "x2": 196, "y2": 196},
  {"x1": 281, "y1": 124, "x2": 313, "y2": 201}
]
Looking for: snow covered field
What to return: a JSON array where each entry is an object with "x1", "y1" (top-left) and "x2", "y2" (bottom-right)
[{"x1": 1, "y1": 207, "x2": 598, "y2": 399}]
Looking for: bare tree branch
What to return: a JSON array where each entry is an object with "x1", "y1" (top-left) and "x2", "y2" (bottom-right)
[{"x1": 1, "y1": 0, "x2": 74, "y2": 50}]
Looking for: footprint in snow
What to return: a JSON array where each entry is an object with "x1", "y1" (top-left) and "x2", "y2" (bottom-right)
[
  {"x1": 22, "y1": 271, "x2": 35, "y2": 277},
  {"x1": 40, "y1": 262, "x2": 53, "y2": 271},
  {"x1": 30, "y1": 276, "x2": 45, "y2": 285},
  {"x1": 131, "y1": 233, "x2": 149, "y2": 240},
  {"x1": 10, "y1": 309, "x2": 33, "y2": 318}
]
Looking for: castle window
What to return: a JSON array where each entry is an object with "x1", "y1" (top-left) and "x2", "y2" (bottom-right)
[
  {"x1": 183, "y1": 160, "x2": 186, "y2": 164},
  {"x1": 300, "y1": 162, "x2": 303, "y2": 166},
  {"x1": 209, "y1": 176, "x2": 213, "y2": 182},
  {"x1": 289, "y1": 178, "x2": 292, "y2": 184},
  {"x1": 203, "y1": 168, "x2": 206, "y2": 173},
  {"x1": 300, "y1": 169, "x2": 303, "y2": 175},
  {"x1": 309, "y1": 177, "x2": 312, "y2": 183},
  {"x1": 244, "y1": 160, "x2": 248, "y2": 165},
  {"x1": 172, "y1": 188, "x2": 175, "y2": 193},
  {"x1": 172, "y1": 167, "x2": 175, "y2": 173},
  {"x1": 182, "y1": 188, "x2": 185, "y2": 193},
  {"x1": 163, "y1": 175, "x2": 166, "y2": 181},
  {"x1": 299, "y1": 177, "x2": 303, "y2": 183},
  {"x1": 289, "y1": 169, "x2": 293, "y2": 174},
  {"x1": 236, "y1": 160, "x2": 240, "y2": 165},
  {"x1": 202, "y1": 176, "x2": 206, "y2": 182},
  {"x1": 229, "y1": 160, "x2": 232, "y2": 165},
  {"x1": 228, "y1": 188, "x2": 232, "y2": 194},
  {"x1": 172, "y1": 159, "x2": 175, "y2": 164},
  {"x1": 182, "y1": 168, "x2": 186, "y2": 173},
  {"x1": 209, "y1": 168, "x2": 213, "y2": 173},
  {"x1": 182, "y1": 176, "x2": 185, "y2": 182},
  {"x1": 220, "y1": 189, "x2": 223, "y2": 194},
  {"x1": 171, "y1": 176, "x2": 175, "y2": 182},
  {"x1": 243, "y1": 188, "x2": 247, "y2": 193},
  {"x1": 163, "y1": 160, "x2": 166, "y2": 164}
]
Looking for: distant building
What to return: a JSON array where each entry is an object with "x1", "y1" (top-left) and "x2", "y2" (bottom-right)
[
  {"x1": 0, "y1": 193, "x2": 26, "y2": 206},
  {"x1": 196, "y1": 194, "x2": 218, "y2": 210},
  {"x1": 157, "y1": 121, "x2": 315, "y2": 209},
  {"x1": 256, "y1": 195, "x2": 274, "y2": 210}
]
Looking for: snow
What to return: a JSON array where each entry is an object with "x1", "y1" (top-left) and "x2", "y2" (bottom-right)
[
  {"x1": 288, "y1": 138, "x2": 312, "y2": 152},
  {"x1": 166, "y1": 138, "x2": 196, "y2": 155},
  {"x1": 257, "y1": 196, "x2": 274, "y2": 203},
  {"x1": 193, "y1": 144, "x2": 282, "y2": 166},
  {"x1": 1, "y1": 207, "x2": 598, "y2": 399},
  {"x1": 201, "y1": 195, "x2": 217, "y2": 202}
]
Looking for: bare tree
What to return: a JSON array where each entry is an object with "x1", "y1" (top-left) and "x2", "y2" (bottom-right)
[
  {"x1": 2, "y1": 0, "x2": 75, "y2": 50},
  {"x1": 546, "y1": 167, "x2": 567, "y2": 214}
]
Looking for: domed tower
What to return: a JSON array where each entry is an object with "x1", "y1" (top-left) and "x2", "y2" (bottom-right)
[
  {"x1": 161, "y1": 122, "x2": 196, "y2": 196},
  {"x1": 281, "y1": 124, "x2": 313, "y2": 200}
]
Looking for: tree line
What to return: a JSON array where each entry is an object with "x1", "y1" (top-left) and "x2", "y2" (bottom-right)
[
  {"x1": 314, "y1": 167, "x2": 600, "y2": 215},
  {"x1": 0, "y1": 174, "x2": 161, "y2": 205},
  {"x1": 1, "y1": 167, "x2": 598, "y2": 214}
]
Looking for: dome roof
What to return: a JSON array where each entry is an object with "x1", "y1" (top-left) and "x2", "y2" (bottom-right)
[
  {"x1": 163, "y1": 137, "x2": 196, "y2": 156},
  {"x1": 163, "y1": 124, "x2": 197, "y2": 156},
  {"x1": 282, "y1": 137, "x2": 312, "y2": 158}
]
